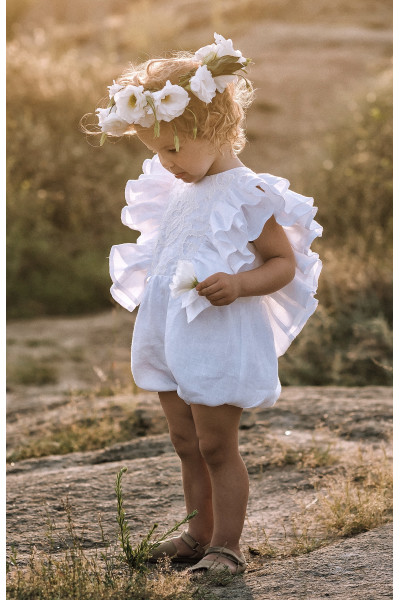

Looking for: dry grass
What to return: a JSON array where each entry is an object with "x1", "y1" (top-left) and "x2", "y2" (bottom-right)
[
  {"x1": 278, "y1": 80, "x2": 392, "y2": 385},
  {"x1": 247, "y1": 434, "x2": 340, "y2": 474},
  {"x1": 251, "y1": 445, "x2": 392, "y2": 559},
  {"x1": 7, "y1": 356, "x2": 59, "y2": 386},
  {"x1": 7, "y1": 548, "x2": 222, "y2": 600},
  {"x1": 273, "y1": 440, "x2": 337, "y2": 469},
  {"x1": 6, "y1": 470, "x2": 226, "y2": 600},
  {"x1": 314, "y1": 449, "x2": 392, "y2": 537},
  {"x1": 6, "y1": 401, "x2": 164, "y2": 462}
]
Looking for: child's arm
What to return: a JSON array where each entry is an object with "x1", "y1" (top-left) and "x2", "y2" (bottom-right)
[{"x1": 196, "y1": 216, "x2": 296, "y2": 306}]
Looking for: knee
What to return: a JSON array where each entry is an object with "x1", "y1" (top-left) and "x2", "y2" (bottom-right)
[
  {"x1": 169, "y1": 429, "x2": 200, "y2": 460},
  {"x1": 198, "y1": 437, "x2": 226, "y2": 467}
]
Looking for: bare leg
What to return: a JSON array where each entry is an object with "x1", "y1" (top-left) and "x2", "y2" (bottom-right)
[
  {"x1": 191, "y1": 403, "x2": 249, "y2": 568},
  {"x1": 158, "y1": 392, "x2": 213, "y2": 552}
]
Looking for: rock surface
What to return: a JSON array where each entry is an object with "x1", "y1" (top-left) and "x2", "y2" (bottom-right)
[{"x1": 7, "y1": 385, "x2": 392, "y2": 599}]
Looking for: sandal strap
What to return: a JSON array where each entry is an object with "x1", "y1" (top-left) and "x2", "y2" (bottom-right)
[
  {"x1": 204, "y1": 546, "x2": 246, "y2": 566},
  {"x1": 181, "y1": 530, "x2": 206, "y2": 553},
  {"x1": 188, "y1": 557, "x2": 215, "y2": 572}
]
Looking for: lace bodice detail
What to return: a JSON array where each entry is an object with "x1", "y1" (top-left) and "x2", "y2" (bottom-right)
[{"x1": 151, "y1": 178, "x2": 220, "y2": 276}]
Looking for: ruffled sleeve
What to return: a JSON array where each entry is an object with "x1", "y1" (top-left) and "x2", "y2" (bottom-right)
[
  {"x1": 209, "y1": 170, "x2": 323, "y2": 357},
  {"x1": 109, "y1": 156, "x2": 175, "y2": 311}
]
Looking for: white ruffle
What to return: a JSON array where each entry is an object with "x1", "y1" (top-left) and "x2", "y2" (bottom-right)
[
  {"x1": 207, "y1": 170, "x2": 322, "y2": 356},
  {"x1": 110, "y1": 157, "x2": 322, "y2": 358},
  {"x1": 109, "y1": 156, "x2": 175, "y2": 310}
]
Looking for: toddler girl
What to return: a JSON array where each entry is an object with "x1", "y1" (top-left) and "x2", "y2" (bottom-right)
[{"x1": 93, "y1": 33, "x2": 322, "y2": 575}]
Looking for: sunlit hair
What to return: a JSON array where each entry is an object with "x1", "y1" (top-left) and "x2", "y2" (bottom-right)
[{"x1": 94, "y1": 51, "x2": 254, "y2": 154}]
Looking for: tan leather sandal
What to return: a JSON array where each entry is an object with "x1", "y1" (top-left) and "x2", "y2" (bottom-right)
[
  {"x1": 148, "y1": 530, "x2": 209, "y2": 564},
  {"x1": 188, "y1": 546, "x2": 247, "y2": 575}
]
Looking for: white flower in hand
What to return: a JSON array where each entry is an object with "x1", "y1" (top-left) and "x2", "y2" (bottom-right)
[
  {"x1": 152, "y1": 81, "x2": 190, "y2": 122},
  {"x1": 114, "y1": 84, "x2": 148, "y2": 124},
  {"x1": 96, "y1": 106, "x2": 129, "y2": 136},
  {"x1": 189, "y1": 65, "x2": 217, "y2": 104},
  {"x1": 170, "y1": 261, "x2": 199, "y2": 298},
  {"x1": 170, "y1": 261, "x2": 211, "y2": 323}
]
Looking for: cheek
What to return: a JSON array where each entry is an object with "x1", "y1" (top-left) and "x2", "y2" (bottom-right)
[
  {"x1": 159, "y1": 152, "x2": 175, "y2": 166},
  {"x1": 157, "y1": 156, "x2": 168, "y2": 169}
]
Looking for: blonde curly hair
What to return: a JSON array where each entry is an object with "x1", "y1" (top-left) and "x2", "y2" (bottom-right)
[{"x1": 95, "y1": 51, "x2": 254, "y2": 154}]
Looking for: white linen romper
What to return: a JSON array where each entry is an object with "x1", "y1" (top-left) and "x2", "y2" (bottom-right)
[{"x1": 109, "y1": 156, "x2": 322, "y2": 409}]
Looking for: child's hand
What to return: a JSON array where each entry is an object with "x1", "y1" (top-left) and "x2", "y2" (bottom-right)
[{"x1": 196, "y1": 272, "x2": 240, "y2": 306}]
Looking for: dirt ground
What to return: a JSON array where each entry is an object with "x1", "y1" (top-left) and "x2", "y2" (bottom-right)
[{"x1": 6, "y1": 310, "x2": 393, "y2": 599}]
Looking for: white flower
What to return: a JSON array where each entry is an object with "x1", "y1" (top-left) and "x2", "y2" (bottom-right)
[
  {"x1": 135, "y1": 98, "x2": 156, "y2": 128},
  {"x1": 169, "y1": 261, "x2": 199, "y2": 298},
  {"x1": 169, "y1": 261, "x2": 211, "y2": 323},
  {"x1": 213, "y1": 74, "x2": 237, "y2": 93},
  {"x1": 96, "y1": 106, "x2": 129, "y2": 136},
  {"x1": 189, "y1": 65, "x2": 217, "y2": 104},
  {"x1": 114, "y1": 85, "x2": 148, "y2": 124},
  {"x1": 194, "y1": 43, "x2": 218, "y2": 63},
  {"x1": 152, "y1": 81, "x2": 190, "y2": 122},
  {"x1": 96, "y1": 107, "x2": 112, "y2": 127},
  {"x1": 214, "y1": 32, "x2": 247, "y2": 65},
  {"x1": 108, "y1": 80, "x2": 123, "y2": 99}
]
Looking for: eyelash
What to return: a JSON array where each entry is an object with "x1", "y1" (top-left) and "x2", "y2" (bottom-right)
[{"x1": 151, "y1": 149, "x2": 177, "y2": 154}]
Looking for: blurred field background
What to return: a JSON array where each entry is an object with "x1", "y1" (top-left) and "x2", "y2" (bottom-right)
[{"x1": 6, "y1": 0, "x2": 392, "y2": 385}]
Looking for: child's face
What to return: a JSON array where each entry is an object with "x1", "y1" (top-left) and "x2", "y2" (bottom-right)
[{"x1": 136, "y1": 125, "x2": 222, "y2": 184}]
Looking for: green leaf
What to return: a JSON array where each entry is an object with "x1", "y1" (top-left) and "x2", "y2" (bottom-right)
[
  {"x1": 186, "y1": 108, "x2": 198, "y2": 140},
  {"x1": 179, "y1": 68, "x2": 197, "y2": 89},
  {"x1": 146, "y1": 96, "x2": 160, "y2": 138},
  {"x1": 236, "y1": 72, "x2": 253, "y2": 90},
  {"x1": 173, "y1": 123, "x2": 180, "y2": 152},
  {"x1": 177, "y1": 55, "x2": 251, "y2": 92},
  {"x1": 206, "y1": 55, "x2": 243, "y2": 77},
  {"x1": 201, "y1": 51, "x2": 218, "y2": 65},
  {"x1": 100, "y1": 132, "x2": 107, "y2": 146}
]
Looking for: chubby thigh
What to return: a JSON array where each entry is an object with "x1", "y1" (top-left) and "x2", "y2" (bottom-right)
[{"x1": 165, "y1": 296, "x2": 280, "y2": 408}]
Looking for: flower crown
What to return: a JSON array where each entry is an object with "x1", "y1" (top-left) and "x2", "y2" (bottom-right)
[{"x1": 96, "y1": 33, "x2": 251, "y2": 149}]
